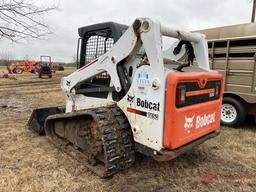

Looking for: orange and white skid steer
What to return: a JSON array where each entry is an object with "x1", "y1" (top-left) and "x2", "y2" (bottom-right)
[{"x1": 28, "y1": 18, "x2": 224, "y2": 177}]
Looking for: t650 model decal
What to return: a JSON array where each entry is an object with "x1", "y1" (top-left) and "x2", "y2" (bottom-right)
[{"x1": 127, "y1": 107, "x2": 159, "y2": 120}]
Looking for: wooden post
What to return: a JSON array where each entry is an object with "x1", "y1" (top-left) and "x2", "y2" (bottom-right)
[{"x1": 251, "y1": 0, "x2": 256, "y2": 22}]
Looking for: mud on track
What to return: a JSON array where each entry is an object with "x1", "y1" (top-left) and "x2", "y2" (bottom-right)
[{"x1": 0, "y1": 71, "x2": 256, "y2": 192}]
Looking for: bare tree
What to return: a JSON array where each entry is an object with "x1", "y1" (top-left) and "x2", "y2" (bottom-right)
[
  {"x1": 0, "y1": 0, "x2": 57, "y2": 42},
  {"x1": 0, "y1": 51, "x2": 13, "y2": 66},
  {"x1": 72, "y1": 54, "x2": 78, "y2": 65}
]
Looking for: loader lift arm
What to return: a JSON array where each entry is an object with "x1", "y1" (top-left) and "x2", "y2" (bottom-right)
[{"x1": 61, "y1": 18, "x2": 209, "y2": 95}]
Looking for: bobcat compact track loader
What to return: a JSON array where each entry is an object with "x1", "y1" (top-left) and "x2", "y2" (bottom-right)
[{"x1": 28, "y1": 18, "x2": 224, "y2": 178}]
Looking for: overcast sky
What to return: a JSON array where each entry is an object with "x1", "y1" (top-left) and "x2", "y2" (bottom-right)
[{"x1": 0, "y1": 0, "x2": 253, "y2": 63}]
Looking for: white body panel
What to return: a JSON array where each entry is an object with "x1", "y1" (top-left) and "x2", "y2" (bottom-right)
[
  {"x1": 118, "y1": 66, "x2": 172, "y2": 150},
  {"x1": 61, "y1": 18, "x2": 210, "y2": 151}
]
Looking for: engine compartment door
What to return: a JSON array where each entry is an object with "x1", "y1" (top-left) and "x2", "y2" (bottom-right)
[{"x1": 164, "y1": 72, "x2": 224, "y2": 149}]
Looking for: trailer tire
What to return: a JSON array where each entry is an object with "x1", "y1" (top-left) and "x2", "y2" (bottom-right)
[
  {"x1": 14, "y1": 68, "x2": 23, "y2": 74},
  {"x1": 221, "y1": 97, "x2": 246, "y2": 127}
]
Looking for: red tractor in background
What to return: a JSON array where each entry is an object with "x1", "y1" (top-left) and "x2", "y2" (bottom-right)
[{"x1": 38, "y1": 56, "x2": 53, "y2": 78}]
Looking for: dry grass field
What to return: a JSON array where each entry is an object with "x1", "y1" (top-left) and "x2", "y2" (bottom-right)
[{"x1": 0, "y1": 67, "x2": 255, "y2": 192}]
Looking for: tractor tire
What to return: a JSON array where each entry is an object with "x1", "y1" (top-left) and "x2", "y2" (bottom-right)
[
  {"x1": 14, "y1": 68, "x2": 23, "y2": 74},
  {"x1": 221, "y1": 97, "x2": 246, "y2": 127}
]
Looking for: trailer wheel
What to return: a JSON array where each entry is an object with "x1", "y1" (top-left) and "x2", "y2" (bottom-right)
[
  {"x1": 221, "y1": 97, "x2": 246, "y2": 127},
  {"x1": 14, "y1": 68, "x2": 23, "y2": 74}
]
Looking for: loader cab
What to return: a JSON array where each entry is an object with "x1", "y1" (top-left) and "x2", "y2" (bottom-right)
[
  {"x1": 78, "y1": 22, "x2": 128, "y2": 68},
  {"x1": 76, "y1": 22, "x2": 128, "y2": 99}
]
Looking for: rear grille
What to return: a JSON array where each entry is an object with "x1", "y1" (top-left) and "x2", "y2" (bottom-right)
[{"x1": 176, "y1": 80, "x2": 221, "y2": 108}]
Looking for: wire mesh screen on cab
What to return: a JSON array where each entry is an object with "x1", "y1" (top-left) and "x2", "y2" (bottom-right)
[
  {"x1": 78, "y1": 29, "x2": 114, "y2": 98},
  {"x1": 85, "y1": 33, "x2": 114, "y2": 64}
]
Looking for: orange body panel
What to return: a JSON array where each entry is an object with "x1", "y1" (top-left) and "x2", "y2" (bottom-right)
[{"x1": 164, "y1": 72, "x2": 224, "y2": 150}]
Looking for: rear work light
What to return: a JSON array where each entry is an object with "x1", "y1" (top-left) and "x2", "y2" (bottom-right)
[
  {"x1": 215, "y1": 82, "x2": 221, "y2": 98},
  {"x1": 176, "y1": 85, "x2": 186, "y2": 105}
]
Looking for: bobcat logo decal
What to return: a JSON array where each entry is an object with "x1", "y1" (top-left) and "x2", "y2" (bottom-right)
[
  {"x1": 127, "y1": 95, "x2": 135, "y2": 103},
  {"x1": 184, "y1": 115, "x2": 195, "y2": 129}
]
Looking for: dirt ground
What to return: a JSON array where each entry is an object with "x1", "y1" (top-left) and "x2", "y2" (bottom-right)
[{"x1": 0, "y1": 69, "x2": 255, "y2": 192}]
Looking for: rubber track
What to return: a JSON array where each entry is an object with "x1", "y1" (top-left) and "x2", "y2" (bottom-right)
[{"x1": 45, "y1": 105, "x2": 135, "y2": 178}]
